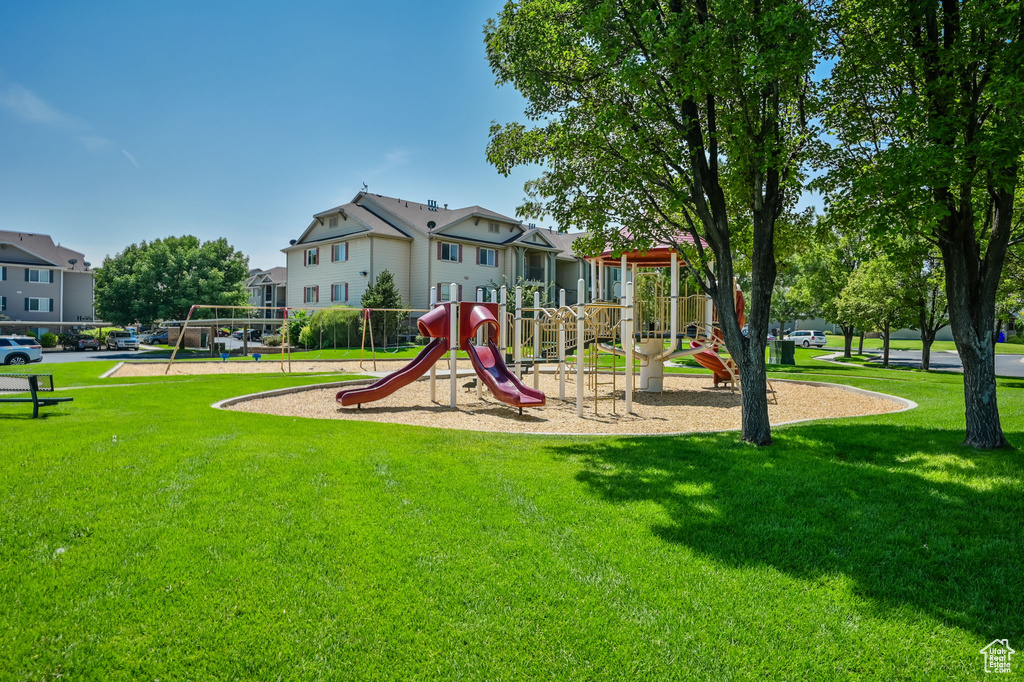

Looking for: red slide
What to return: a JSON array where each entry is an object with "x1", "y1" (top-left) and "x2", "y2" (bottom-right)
[
  {"x1": 691, "y1": 287, "x2": 745, "y2": 387},
  {"x1": 336, "y1": 336, "x2": 449, "y2": 407},
  {"x1": 466, "y1": 339, "x2": 546, "y2": 408}
]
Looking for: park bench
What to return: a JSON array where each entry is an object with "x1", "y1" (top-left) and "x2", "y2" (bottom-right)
[{"x1": 0, "y1": 374, "x2": 74, "y2": 418}]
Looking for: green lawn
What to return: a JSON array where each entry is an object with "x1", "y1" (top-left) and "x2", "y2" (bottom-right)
[
  {"x1": 825, "y1": 333, "x2": 1024, "y2": 355},
  {"x1": 1, "y1": 352, "x2": 1021, "y2": 678}
]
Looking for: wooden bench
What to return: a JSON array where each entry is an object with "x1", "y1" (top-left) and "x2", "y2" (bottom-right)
[{"x1": 0, "y1": 374, "x2": 74, "y2": 418}]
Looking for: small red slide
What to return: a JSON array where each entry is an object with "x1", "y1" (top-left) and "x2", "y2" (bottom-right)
[
  {"x1": 466, "y1": 339, "x2": 545, "y2": 408},
  {"x1": 336, "y1": 337, "x2": 449, "y2": 406}
]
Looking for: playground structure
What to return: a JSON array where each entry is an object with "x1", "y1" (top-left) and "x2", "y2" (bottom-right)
[
  {"x1": 163, "y1": 238, "x2": 748, "y2": 415},
  {"x1": 334, "y1": 240, "x2": 746, "y2": 416}
]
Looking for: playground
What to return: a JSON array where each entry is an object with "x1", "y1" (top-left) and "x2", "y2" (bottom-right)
[{"x1": 146, "y1": 242, "x2": 909, "y2": 435}]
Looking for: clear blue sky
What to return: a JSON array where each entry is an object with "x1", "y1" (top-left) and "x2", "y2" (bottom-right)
[{"x1": 0, "y1": 1, "x2": 539, "y2": 269}]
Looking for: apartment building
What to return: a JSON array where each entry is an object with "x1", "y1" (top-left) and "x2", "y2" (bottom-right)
[
  {"x1": 0, "y1": 230, "x2": 94, "y2": 328},
  {"x1": 283, "y1": 191, "x2": 591, "y2": 311}
]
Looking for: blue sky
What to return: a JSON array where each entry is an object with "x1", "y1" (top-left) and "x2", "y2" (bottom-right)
[{"x1": 0, "y1": 1, "x2": 538, "y2": 269}]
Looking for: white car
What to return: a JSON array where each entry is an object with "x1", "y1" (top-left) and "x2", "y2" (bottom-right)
[
  {"x1": 0, "y1": 336, "x2": 44, "y2": 365},
  {"x1": 785, "y1": 330, "x2": 827, "y2": 348},
  {"x1": 106, "y1": 331, "x2": 140, "y2": 351}
]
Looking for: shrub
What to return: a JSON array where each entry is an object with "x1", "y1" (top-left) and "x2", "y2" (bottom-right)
[
  {"x1": 306, "y1": 307, "x2": 362, "y2": 349},
  {"x1": 285, "y1": 309, "x2": 311, "y2": 347},
  {"x1": 39, "y1": 333, "x2": 58, "y2": 348},
  {"x1": 298, "y1": 326, "x2": 314, "y2": 349},
  {"x1": 263, "y1": 334, "x2": 282, "y2": 347}
]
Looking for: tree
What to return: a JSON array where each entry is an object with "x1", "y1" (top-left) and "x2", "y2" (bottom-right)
[
  {"x1": 485, "y1": 0, "x2": 823, "y2": 445},
  {"x1": 822, "y1": 0, "x2": 1024, "y2": 447},
  {"x1": 834, "y1": 256, "x2": 917, "y2": 367},
  {"x1": 905, "y1": 252, "x2": 949, "y2": 371},
  {"x1": 93, "y1": 236, "x2": 249, "y2": 327},
  {"x1": 361, "y1": 270, "x2": 405, "y2": 345}
]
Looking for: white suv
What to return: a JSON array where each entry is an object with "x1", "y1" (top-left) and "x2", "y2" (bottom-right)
[
  {"x1": 106, "y1": 331, "x2": 140, "y2": 351},
  {"x1": 785, "y1": 330, "x2": 827, "y2": 348},
  {"x1": 0, "y1": 336, "x2": 44, "y2": 365}
]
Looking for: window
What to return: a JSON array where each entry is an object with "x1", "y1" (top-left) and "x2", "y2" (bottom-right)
[
  {"x1": 438, "y1": 242, "x2": 461, "y2": 262},
  {"x1": 331, "y1": 242, "x2": 349, "y2": 262},
  {"x1": 436, "y1": 283, "x2": 462, "y2": 302},
  {"x1": 329, "y1": 216, "x2": 339, "y2": 228},
  {"x1": 25, "y1": 297, "x2": 53, "y2": 312},
  {"x1": 303, "y1": 286, "x2": 319, "y2": 304},
  {"x1": 331, "y1": 283, "x2": 349, "y2": 302},
  {"x1": 25, "y1": 268, "x2": 53, "y2": 283},
  {"x1": 478, "y1": 248, "x2": 497, "y2": 267},
  {"x1": 0, "y1": 266, "x2": 6, "y2": 280},
  {"x1": 488, "y1": 222, "x2": 500, "y2": 234},
  {"x1": 0, "y1": 296, "x2": 5, "y2": 311},
  {"x1": 305, "y1": 248, "x2": 319, "y2": 266}
]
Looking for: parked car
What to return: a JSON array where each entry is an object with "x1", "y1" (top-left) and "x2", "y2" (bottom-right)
[
  {"x1": 106, "y1": 331, "x2": 140, "y2": 351},
  {"x1": 62, "y1": 334, "x2": 101, "y2": 351},
  {"x1": 784, "y1": 330, "x2": 827, "y2": 348},
  {"x1": 0, "y1": 336, "x2": 44, "y2": 365},
  {"x1": 231, "y1": 329, "x2": 261, "y2": 341},
  {"x1": 141, "y1": 330, "x2": 169, "y2": 344}
]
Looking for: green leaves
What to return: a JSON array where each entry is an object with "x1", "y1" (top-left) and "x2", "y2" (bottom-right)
[{"x1": 93, "y1": 236, "x2": 249, "y2": 326}]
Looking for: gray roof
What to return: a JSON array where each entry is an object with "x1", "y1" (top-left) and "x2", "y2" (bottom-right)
[
  {"x1": 0, "y1": 230, "x2": 88, "y2": 271},
  {"x1": 360, "y1": 193, "x2": 519, "y2": 234},
  {"x1": 513, "y1": 227, "x2": 586, "y2": 258},
  {"x1": 248, "y1": 266, "x2": 287, "y2": 286}
]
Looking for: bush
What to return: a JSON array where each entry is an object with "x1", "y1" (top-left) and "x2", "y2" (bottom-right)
[
  {"x1": 39, "y1": 333, "x2": 58, "y2": 348},
  {"x1": 298, "y1": 326, "x2": 314, "y2": 349},
  {"x1": 306, "y1": 307, "x2": 362, "y2": 349},
  {"x1": 285, "y1": 309, "x2": 311, "y2": 347},
  {"x1": 263, "y1": 334, "x2": 282, "y2": 347}
]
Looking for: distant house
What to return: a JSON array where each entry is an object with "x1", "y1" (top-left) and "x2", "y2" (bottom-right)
[
  {"x1": 0, "y1": 230, "x2": 94, "y2": 330},
  {"x1": 246, "y1": 267, "x2": 287, "y2": 312},
  {"x1": 283, "y1": 191, "x2": 591, "y2": 311}
]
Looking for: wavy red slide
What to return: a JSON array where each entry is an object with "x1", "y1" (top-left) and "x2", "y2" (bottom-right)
[
  {"x1": 466, "y1": 339, "x2": 545, "y2": 408},
  {"x1": 336, "y1": 337, "x2": 449, "y2": 407}
]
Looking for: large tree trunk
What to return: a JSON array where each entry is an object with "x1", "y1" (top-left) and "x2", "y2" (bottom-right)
[
  {"x1": 937, "y1": 186, "x2": 1013, "y2": 449},
  {"x1": 842, "y1": 325, "x2": 855, "y2": 358},
  {"x1": 858, "y1": 330, "x2": 864, "y2": 355}
]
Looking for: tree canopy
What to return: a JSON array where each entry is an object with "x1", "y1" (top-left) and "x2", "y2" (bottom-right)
[
  {"x1": 94, "y1": 236, "x2": 249, "y2": 326},
  {"x1": 485, "y1": 0, "x2": 823, "y2": 445}
]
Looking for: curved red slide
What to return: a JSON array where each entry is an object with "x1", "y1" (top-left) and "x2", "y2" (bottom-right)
[
  {"x1": 466, "y1": 339, "x2": 546, "y2": 408},
  {"x1": 336, "y1": 337, "x2": 449, "y2": 407},
  {"x1": 691, "y1": 288, "x2": 745, "y2": 387}
]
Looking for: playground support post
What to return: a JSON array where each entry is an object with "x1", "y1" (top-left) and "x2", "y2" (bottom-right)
[
  {"x1": 558, "y1": 288, "x2": 566, "y2": 400},
  {"x1": 533, "y1": 290, "x2": 541, "y2": 389},
  {"x1": 669, "y1": 251, "x2": 679, "y2": 356},
  {"x1": 624, "y1": 279, "x2": 634, "y2": 414},
  {"x1": 576, "y1": 278, "x2": 585, "y2": 417},
  {"x1": 476, "y1": 289, "x2": 484, "y2": 399},
  {"x1": 590, "y1": 259, "x2": 597, "y2": 302},
  {"x1": 499, "y1": 286, "x2": 507, "y2": 353},
  {"x1": 514, "y1": 286, "x2": 522, "y2": 378},
  {"x1": 449, "y1": 283, "x2": 458, "y2": 408},
  {"x1": 429, "y1": 286, "x2": 437, "y2": 403}
]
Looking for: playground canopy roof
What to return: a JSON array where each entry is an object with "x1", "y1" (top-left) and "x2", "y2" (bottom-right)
[{"x1": 596, "y1": 230, "x2": 707, "y2": 267}]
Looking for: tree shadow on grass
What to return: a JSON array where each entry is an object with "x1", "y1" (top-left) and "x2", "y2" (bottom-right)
[{"x1": 546, "y1": 423, "x2": 1024, "y2": 640}]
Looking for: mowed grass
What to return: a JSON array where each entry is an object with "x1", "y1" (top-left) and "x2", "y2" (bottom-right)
[
  {"x1": 824, "y1": 333, "x2": 1024, "y2": 355},
  {"x1": 0, "y1": 354, "x2": 1022, "y2": 679}
]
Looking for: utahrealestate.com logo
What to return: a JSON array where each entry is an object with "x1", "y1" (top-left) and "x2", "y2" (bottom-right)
[{"x1": 980, "y1": 639, "x2": 1015, "y2": 674}]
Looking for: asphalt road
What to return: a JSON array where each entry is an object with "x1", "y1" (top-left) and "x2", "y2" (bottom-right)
[{"x1": 828, "y1": 347, "x2": 1024, "y2": 378}]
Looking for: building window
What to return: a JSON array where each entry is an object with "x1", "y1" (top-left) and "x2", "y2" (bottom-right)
[
  {"x1": 478, "y1": 248, "x2": 497, "y2": 267},
  {"x1": 488, "y1": 222, "x2": 500, "y2": 233},
  {"x1": 331, "y1": 243, "x2": 349, "y2": 262},
  {"x1": 0, "y1": 296, "x2": 5, "y2": 311},
  {"x1": 329, "y1": 217, "x2": 339, "y2": 228},
  {"x1": 438, "y1": 242, "x2": 461, "y2": 262},
  {"x1": 303, "y1": 286, "x2": 319, "y2": 304},
  {"x1": 436, "y1": 283, "x2": 462, "y2": 302},
  {"x1": 305, "y1": 248, "x2": 319, "y2": 266},
  {"x1": 331, "y1": 283, "x2": 349, "y2": 302},
  {"x1": 25, "y1": 297, "x2": 53, "y2": 312},
  {"x1": 0, "y1": 266, "x2": 6, "y2": 280},
  {"x1": 26, "y1": 268, "x2": 53, "y2": 283}
]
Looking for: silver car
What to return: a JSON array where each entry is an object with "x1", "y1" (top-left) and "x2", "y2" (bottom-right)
[
  {"x1": 785, "y1": 330, "x2": 827, "y2": 348},
  {"x1": 0, "y1": 336, "x2": 44, "y2": 365},
  {"x1": 106, "y1": 331, "x2": 140, "y2": 351}
]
